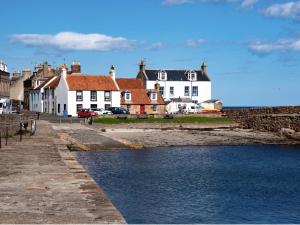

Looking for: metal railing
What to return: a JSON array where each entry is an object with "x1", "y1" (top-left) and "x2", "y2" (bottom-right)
[{"x1": 0, "y1": 114, "x2": 37, "y2": 148}]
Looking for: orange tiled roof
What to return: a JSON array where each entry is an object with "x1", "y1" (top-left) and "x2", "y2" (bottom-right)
[
  {"x1": 121, "y1": 89, "x2": 164, "y2": 105},
  {"x1": 44, "y1": 76, "x2": 61, "y2": 89},
  {"x1": 66, "y1": 75, "x2": 119, "y2": 91},
  {"x1": 116, "y1": 78, "x2": 144, "y2": 89}
]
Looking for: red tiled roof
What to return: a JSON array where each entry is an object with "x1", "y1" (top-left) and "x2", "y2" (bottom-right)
[
  {"x1": 121, "y1": 89, "x2": 164, "y2": 105},
  {"x1": 116, "y1": 78, "x2": 144, "y2": 89},
  {"x1": 66, "y1": 75, "x2": 119, "y2": 91},
  {"x1": 44, "y1": 76, "x2": 61, "y2": 89}
]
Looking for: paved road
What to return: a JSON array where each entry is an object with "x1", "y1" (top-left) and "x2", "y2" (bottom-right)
[{"x1": 0, "y1": 120, "x2": 125, "y2": 223}]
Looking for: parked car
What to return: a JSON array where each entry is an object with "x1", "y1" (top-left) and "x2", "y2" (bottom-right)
[
  {"x1": 109, "y1": 107, "x2": 129, "y2": 114},
  {"x1": 91, "y1": 108, "x2": 112, "y2": 115},
  {"x1": 77, "y1": 109, "x2": 97, "y2": 118}
]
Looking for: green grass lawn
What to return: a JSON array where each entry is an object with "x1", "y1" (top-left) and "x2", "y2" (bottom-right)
[{"x1": 93, "y1": 116, "x2": 232, "y2": 124}]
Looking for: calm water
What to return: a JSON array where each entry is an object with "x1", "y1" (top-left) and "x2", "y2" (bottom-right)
[{"x1": 76, "y1": 145, "x2": 300, "y2": 224}]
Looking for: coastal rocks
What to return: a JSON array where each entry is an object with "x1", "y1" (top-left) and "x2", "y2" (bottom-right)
[
  {"x1": 280, "y1": 128, "x2": 300, "y2": 141},
  {"x1": 280, "y1": 128, "x2": 295, "y2": 138},
  {"x1": 225, "y1": 106, "x2": 300, "y2": 133}
]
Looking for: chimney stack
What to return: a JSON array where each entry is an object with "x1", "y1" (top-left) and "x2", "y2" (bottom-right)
[
  {"x1": 71, "y1": 60, "x2": 81, "y2": 74},
  {"x1": 154, "y1": 80, "x2": 160, "y2": 91},
  {"x1": 201, "y1": 62, "x2": 207, "y2": 74},
  {"x1": 139, "y1": 60, "x2": 146, "y2": 72},
  {"x1": 109, "y1": 65, "x2": 116, "y2": 80},
  {"x1": 61, "y1": 68, "x2": 67, "y2": 79}
]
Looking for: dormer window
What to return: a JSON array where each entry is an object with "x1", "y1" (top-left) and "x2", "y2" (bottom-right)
[
  {"x1": 158, "y1": 70, "x2": 167, "y2": 81},
  {"x1": 150, "y1": 92, "x2": 157, "y2": 101},
  {"x1": 187, "y1": 71, "x2": 197, "y2": 81},
  {"x1": 125, "y1": 91, "x2": 131, "y2": 102}
]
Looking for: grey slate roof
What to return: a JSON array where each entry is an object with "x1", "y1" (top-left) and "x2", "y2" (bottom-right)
[{"x1": 145, "y1": 70, "x2": 210, "y2": 81}]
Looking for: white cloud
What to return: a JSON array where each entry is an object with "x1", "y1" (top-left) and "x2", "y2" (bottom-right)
[
  {"x1": 147, "y1": 42, "x2": 164, "y2": 50},
  {"x1": 10, "y1": 32, "x2": 136, "y2": 51},
  {"x1": 241, "y1": 0, "x2": 258, "y2": 9},
  {"x1": 186, "y1": 39, "x2": 206, "y2": 47},
  {"x1": 249, "y1": 39, "x2": 300, "y2": 54},
  {"x1": 162, "y1": 0, "x2": 258, "y2": 8},
  {"x1": 264, "y1": 1, "x2": 300, "y2": 19}
]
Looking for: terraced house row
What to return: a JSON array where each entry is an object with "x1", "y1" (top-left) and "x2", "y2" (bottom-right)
[{"x1": 29, "y1": 60, "x2": 212, "y2": 116}]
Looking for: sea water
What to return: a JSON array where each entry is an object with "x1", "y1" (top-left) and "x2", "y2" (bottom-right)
[{"x1": 76, "y1": 145, "x2": 300, "y2": 224}]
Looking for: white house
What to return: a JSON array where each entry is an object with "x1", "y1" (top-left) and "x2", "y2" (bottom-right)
[
  {"x1": 137, "y1": 61, "x2": 211, "y2": 104},
  {"x1": 200, "y1": 99, "x2": 223, "y2": 111},
  {"x1": 29, "y1": 76, "x2": 58, "y2": 113},
  {"x1": 55, "y1": 66, "x2": 120, "y2": 117}
]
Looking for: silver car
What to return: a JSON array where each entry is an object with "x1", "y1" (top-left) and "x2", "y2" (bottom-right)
[{"x1": 91, "y1": 108, "x2": 112, "y2": 115}]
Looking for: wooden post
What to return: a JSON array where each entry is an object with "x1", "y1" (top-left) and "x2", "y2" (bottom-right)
[{"x1": 0, "y1": 130, "x2": 2, "y2": 149}]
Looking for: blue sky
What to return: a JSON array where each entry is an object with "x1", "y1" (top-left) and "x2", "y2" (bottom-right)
[{"x1": 1, "y1": 0, "x2": 300, "y2": 106}]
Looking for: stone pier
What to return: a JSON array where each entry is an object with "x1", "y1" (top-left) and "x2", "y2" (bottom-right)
[{"x1": 0, "y1": 120, "x2": 126, "y2": 223}]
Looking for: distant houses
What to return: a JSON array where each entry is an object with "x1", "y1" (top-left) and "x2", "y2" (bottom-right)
[
  {"x1": 137, "y1": 60, "x2": 211, "y2": 104},
  {"x1": 30, "y1": 62, "x2": 121, "y2": 117},
  {"x1": 1, "y1": 59, "x2": 219, "y2": 116},
  {"x1": 116, "y1": 77, "x2": 165, "y2": 115}
]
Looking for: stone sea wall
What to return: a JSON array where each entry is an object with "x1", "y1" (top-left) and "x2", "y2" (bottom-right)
[{"x1": 225, "y1": 106, "x2": 300, "y2": 132}]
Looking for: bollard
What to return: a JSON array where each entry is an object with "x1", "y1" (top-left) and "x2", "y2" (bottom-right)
[
  {"x1": 88, "y1": 116, "x2": 93, "y2": 125},
  {"x1": 30, "y1": 120, "x2": 36, "y2": 136}
]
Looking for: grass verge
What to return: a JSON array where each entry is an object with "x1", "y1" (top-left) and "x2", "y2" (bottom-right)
[{"x1": 93, "y1": 116, "x2": 232, "y2": 124}]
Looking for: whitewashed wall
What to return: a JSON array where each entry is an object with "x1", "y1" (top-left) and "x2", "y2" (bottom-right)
[
  {"x1": 55, "y1": 76, "x2": 68, "y2": 116},
  {"x1": 67, "y1": 90, "x2": 120, "y2": 117},
  {"x1": 29, "y1": 91, "x2": 42, "y2": 112}
]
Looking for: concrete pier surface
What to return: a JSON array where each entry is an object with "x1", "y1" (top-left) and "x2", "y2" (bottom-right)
[{"x1": 0, "y1": 120, "x2": 126, "y2": 224}]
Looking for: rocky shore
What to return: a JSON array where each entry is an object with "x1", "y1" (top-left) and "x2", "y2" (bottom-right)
[{"x1": 53, "y1": 122, "x2": 300, "y2": 150}]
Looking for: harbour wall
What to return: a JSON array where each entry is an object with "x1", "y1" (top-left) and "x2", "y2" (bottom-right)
[{"x1": 224, "y1": 106, "x2": 300, "y2": 132}]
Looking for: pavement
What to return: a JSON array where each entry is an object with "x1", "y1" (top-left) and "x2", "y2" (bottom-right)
[{"x1": 0, "y1": 120, "x2": 126, "y2": 224}]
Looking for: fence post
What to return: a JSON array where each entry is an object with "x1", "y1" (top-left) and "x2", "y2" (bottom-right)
[
  {"x1": 20, "y1": 122, "x2": 22, "y2": 142},
  {"x1": 0, "y1": 130, "x2": 2, "y2": 149},
  {"x1": 5, "y1": 126, "x2": 8, "y2": 146}
]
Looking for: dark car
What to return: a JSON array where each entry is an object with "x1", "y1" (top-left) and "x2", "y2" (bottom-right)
[
  {"x1": 109, "y1": 107, "x2": 129, "y2": 114},
  {"x1": 77, "y1": 109, "x2": 97, "y2": 118}
]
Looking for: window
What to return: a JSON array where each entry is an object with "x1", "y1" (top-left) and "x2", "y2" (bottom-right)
[
  {"x1": 125, "y1": 92, "x2": 131, "y2": 101},
  {"x1": 158, "y1": 70, "x2": 167, "y2": 80},
  {"x1": 192, "y1": 86, "x2": 198, "y2": 96},
  {"x1": 127, "y1": 104, "x2": 131, "y2": 111},
  {"x1": 76, "y1": 91, "x2": 83, "y2": 101},
  {"x1": 63, "y1": 104, "x2": 67, "y2": 111},
  {"x1": 187, "y1": 71, "x2": 197, "y2": 81},
  {"x1": 159, "y1": 86, "x2": 164, "y2": 97},
  {"x1": 76, "y1": 104, "x2": 83, "y2": 112},
  {"x1": 51, "y1": 89, "x2": 54, "y2": 98},
  {"x1": 104, "y1": 91, "x2": 111, "y2": 101},
  {"x1": 105, "y1": 104, "x2": 111, "y2": 110},
  {"x1": 90, "y1": 104, "x2": 97, "y2": 109},
  {"x1": 184, "y1": 86, "x2": 190, "y2": 96},
  {"x1": 90, "y1": 91, "x2": 97, "y2": 101},
  {"x1": 58, "y1": 104, "x2": 60, "y2": 113},
  {"x1": 152, "y1": 104, "x2": 157, "y2": 112},
  {"x1": 151, "y1": 92, "x2": 157, "y2": 101},
  {"x1": 169, "y1": 87, "x2": 174, "y2": 96}
]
